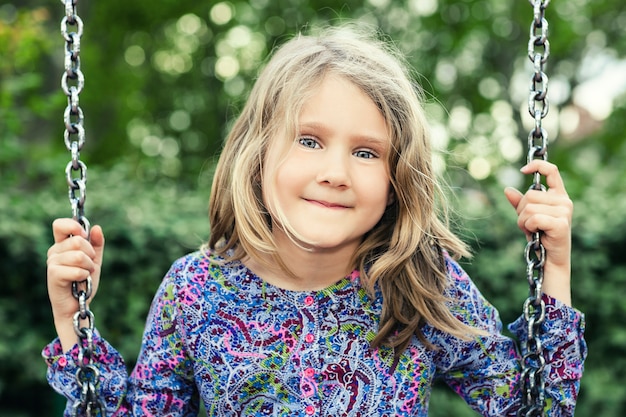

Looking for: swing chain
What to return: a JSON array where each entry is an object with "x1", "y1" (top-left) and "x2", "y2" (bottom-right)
[
  {"x1": 519, "y1": 1, "x2": 550, "y2": 416},
  {"x1": 60, "y1": 0, "x2": 106, "y2": 415}
]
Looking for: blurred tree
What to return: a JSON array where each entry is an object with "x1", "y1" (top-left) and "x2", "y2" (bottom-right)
[{"x1": 1, "y1": 0, "x2": 625, "y2": 415}]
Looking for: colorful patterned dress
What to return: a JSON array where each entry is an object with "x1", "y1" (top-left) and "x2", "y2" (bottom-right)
[{"x1": 43, "y1": 250, "x2": 586, "y2": 416}]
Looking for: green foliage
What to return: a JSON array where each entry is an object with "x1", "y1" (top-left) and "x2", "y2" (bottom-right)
[
  {"x1": 1, "y1": 0, "x2": 625, "y2": 416},
  {"x1": 0, "y1": 163, "x2": 209, "y2": 415}
]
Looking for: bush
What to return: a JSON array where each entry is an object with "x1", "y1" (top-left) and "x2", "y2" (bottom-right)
[{"x1": 0, "y1": 162, "x2": 209, "y2": 415}]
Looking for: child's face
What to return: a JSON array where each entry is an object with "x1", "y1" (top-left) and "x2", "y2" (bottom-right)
[{"x1": 264, "y1": 75, "x2": 393, "y2": 253}]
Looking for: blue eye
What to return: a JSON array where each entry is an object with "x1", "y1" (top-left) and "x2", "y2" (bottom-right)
[
  {"x1": 353, "y1": 150, "x2": 376, "y2": 159},
  {"x1": 298, "y1": 137, "x2": 320, "y2": 149}
]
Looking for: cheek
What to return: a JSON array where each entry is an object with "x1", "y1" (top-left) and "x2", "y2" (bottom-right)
[
  {"x1": 263, "y1": 163, "x2": 296, "y2": 218},
  {"x1": 379, "y1": 183, "x2": 393, "y2": 212},
  {"x1": 261, "y1": 145, "x2": 284, "y2": 212},
  {"x1": 375, "y1": 169, "x2": 393, "y2": 206},
  {"x1": 274, "y1": 150, "x2": 311, "y2": 187},
  {"x1": 386, "y1": 185, "x2": 395, "y2": 206},
  {"x1": 358, "y1": 175, "x2": 392, "y2": 215}
]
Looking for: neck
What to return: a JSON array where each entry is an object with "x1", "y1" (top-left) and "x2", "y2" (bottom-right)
[{"x1": 244, "y1": 231, "x2": 357, "y2": 292}]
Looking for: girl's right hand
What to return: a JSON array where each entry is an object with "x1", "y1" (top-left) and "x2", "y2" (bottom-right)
[{"x1": 46, "y1": 218, "x2": 105, "y2": 351}]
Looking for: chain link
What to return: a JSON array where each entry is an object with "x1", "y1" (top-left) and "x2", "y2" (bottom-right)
[
  {"x1": 60, "y1": 0, "x2": 106, "y2": 415},
  {"x1": 518, "y1": 1, "x2": 550, "y2": 416}
]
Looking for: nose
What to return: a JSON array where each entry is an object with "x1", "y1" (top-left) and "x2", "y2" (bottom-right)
[{"x1": 316, "y1": 149, "x2": 351, "y2": 188}]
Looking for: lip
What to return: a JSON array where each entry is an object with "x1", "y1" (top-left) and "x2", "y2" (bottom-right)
[{"x1": 304, "y1": 199, "x2": 350, "y2": 209}]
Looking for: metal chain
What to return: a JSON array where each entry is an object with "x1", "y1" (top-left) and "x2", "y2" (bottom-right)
[
  {"x1": 60, "y1": 0, "x2": 106, "y2": 415},
  {"x1": 518, "y1": 1, "x2": 550, "y2": 416}
]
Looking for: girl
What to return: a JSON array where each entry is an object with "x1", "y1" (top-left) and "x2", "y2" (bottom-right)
[{"x1": 45, "y1": 26, "x2": 586, "y2": 416}]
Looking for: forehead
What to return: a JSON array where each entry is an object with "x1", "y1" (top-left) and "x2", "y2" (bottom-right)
[{"x1": 297, "y1": 75, "x2": 390, "y2": 143}]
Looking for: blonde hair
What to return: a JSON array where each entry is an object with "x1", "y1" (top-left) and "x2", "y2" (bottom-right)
[{"x1": 208, "y1": 24, "x2": 479, "y2": 353}]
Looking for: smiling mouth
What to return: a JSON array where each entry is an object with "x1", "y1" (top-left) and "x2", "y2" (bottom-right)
[{"x1": 304, "y1": 199, "x2": 349, "y2": 209}]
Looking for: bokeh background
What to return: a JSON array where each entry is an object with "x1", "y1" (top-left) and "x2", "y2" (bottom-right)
[{"x1": 1, "y1": 0, "x2": 625, "y2": 415}]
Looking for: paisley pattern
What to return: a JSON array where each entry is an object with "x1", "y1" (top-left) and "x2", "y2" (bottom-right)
[{"x1": 43, "y1": 251, "x2": 586, "y2": 416}]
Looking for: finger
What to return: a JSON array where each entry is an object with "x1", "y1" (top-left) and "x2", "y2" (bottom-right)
[
  {"x1": 520, "y1": 160, "x2": 566, "y2": 193},
  {"x1": 52, "y1": 218, "x2": 88, "y2": 243},
  {"x1": 47, "y1": 234, "x2": 96, "y2": 259},
  {"x1": 521, "y1": 213, "x2": 571, "y2": 235},
  {"x1": 518, "y1": 191, "x2": 574, "y2": 215},
  {"x1": 517, "y1": 200, "x2": 572, "y2": 241},
  {"x1": 89, "y1": 225, "x2": 105, "y2": 266},
  {"x1": 89, "y1": 225, "x2": 104, "y2": 250},
  {"x1": 504, "y1": 187, "x2": 524, "y2": 211},
  {"x1": 48, "y1": 262, "x2": 93, "y2": 283},
  {"x1": 47, "y1": 249, "x2": 97, "y2": 274}
]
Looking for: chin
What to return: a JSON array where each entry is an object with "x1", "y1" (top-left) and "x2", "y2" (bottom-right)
[{"x1": 302, "y1": 238, "x2": 357, "y2": 252}]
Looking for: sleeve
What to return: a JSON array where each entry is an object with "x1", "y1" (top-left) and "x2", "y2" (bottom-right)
[
  {"x1": 42, "y1": 332, "x2": 129, "y2": 416},
  {"x1": 508, "y1": 295, "x2": 587, "y2": 415},
  {"x1": 42, "y1": 256, "x2": 200, "y2": 417},
  {"x1": 431, "y1": 256, "x2": 587, "y2": 417}
]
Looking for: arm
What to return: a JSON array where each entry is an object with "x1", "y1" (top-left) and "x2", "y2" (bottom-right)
[
  {"x1": 433, "y1": 258, "x2": 521, "y2": 416},
  {"x1": 44, "y1": 220, "x2": 198, "y2": 416},
  {"x1": 508, "y1": 294, "x2": 586, "y2": 415},
  {"x1": 434, "y1": 258, "x2": 586, "y2": 417},
  {"x1": 437, "y1": 161, "x2": 586, "y2": 415},
  {"x1": 123, "y1": 262, "x2": 200, "y2": 416},
  {"x1": 502, "y1": 161, "x2": 586, "y2": 414}
]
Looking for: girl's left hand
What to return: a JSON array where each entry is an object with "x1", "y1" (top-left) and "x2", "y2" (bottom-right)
[{"x1": 504, "y1": 160, "x2": 573, "y2": 306}]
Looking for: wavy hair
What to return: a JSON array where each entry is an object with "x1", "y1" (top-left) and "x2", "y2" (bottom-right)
[{"x1": 208, "y1": 24, "x2": 481, "y2": 353}]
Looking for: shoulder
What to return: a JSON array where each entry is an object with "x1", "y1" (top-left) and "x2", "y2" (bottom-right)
[
  {"x1": 441, "y1": 252, "x2": 502, "y2": 331},
  {"x1": 441, "y1": 251, "x2": 478, "y2": 299},
  {"x1": 160, "y1": 249, "x2": 253, "y2": 305},
  {"x1": 164, "y1": 249, "x2": 224, "y2": 284},
  {"x1": 153, "y1": 250, "x2": 225, "y2": 308},
  {"x1": 147, "y1": 250, "x2": 230, "y2": 328}
]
